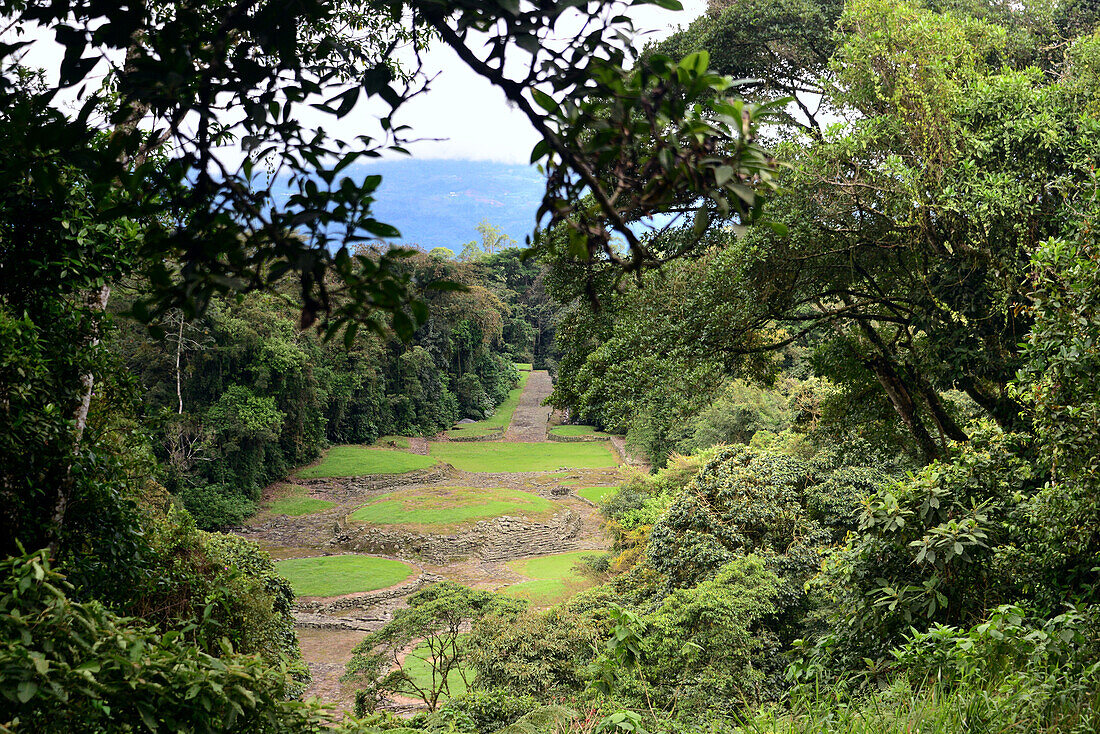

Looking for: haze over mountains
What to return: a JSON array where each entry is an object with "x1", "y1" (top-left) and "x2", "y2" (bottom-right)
[{"x1": 354, "y1": 158, "x2": 546, "y2": 252}]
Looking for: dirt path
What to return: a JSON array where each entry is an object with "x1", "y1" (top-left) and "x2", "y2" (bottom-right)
[{"x1": 503, "y1": 370, "x2": 553, "y2": 442}]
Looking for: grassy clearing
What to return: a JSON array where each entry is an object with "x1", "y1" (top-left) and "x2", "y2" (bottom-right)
[
  {"x1": 549, "y1": 425, "x2": 611, "y2": 438},
  {"x1": 372, "y1": 435, "x2": 410, "y2": 449},
  {"x1": 296, "y1": 445, "x2": 437, "y2": 478},
  {"x1": 577, "y1": 486, "x2": 617, "y2": 504},
  {"x1": 503, "y1": 550, "x2": 597, "y2": 606},
  {"x1": 429, "y1": 442, "x2": 617, "y2": 472},
  {"x1": 349, "y1": 487, "x2": 554, "y2": 530},
  {"x1": 267, "y1": 496, "x2": 336, "y2": 516},
  {"x1": 275, "y1": 555, "x2": 413, "y2": 597},
  {"x1": 515, "y1": 362, "x2": 533, "y2": 371},
  {"x1": 447, "y1": 372, "x2": 529, "y2": 440}
]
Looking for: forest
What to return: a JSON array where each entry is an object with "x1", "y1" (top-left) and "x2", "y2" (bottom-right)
[{"x1": 2, "y1": 0, "x2": 1100, "y2": 731}]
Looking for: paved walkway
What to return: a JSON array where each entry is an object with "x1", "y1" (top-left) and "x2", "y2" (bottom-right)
[{"x1": 503, "y1": 370, "x2": 553, "y2": 442}]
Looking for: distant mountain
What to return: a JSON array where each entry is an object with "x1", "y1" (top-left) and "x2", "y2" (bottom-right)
[{"x1": 346, "y1": 158, "x2": 546, "y2": 252}]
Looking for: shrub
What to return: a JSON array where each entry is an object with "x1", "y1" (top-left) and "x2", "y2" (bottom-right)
[
  {"x1": 178, "y1": 483, "x2": 256, "y2": 530},
  {"x1": 0, "y1": 549, "x2": 328, "y2": 733}
]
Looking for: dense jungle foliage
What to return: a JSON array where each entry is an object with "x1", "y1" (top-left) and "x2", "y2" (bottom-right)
[{"x1": 4, "y1": 0, "x2": 1100, "y2": 730}]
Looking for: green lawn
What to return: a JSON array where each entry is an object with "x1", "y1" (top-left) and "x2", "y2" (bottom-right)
[
  {"x1": 267, "y1": 496, "x2": 336, "y2": 516},
  {"x1": 549, "y1": 425, "x2": 611, "y2": 438},
  {"x1": 372, "y1": 435, "x2": 410, "y2": 449},
  {"x1": 349, "y1": 487, "x2": 553, "y2": 530},
  {"x1": 399, "y1": 637, "x2": 470, "y2": 702},
  {"x1": 447, "y1": 372, "x2": 529, "y2": 439},
  {"x1": 429, "y1": 442, "x2": 617, "y2": 472},
  {"x1": 275, "y1": 555, "x2": 414, "y2": 597},
  {"x1": 503, "y1": 551, "x2": 596, "y2": 607},
  {"x1": 577, "y1": 486, "x2": 617, "y2": 504},
  {"x1": 515, "y1": 362, "x2": 533, "y2": 371},
  {"x1": 296, "y1": 445, "x2": 437, "y2": 478}
]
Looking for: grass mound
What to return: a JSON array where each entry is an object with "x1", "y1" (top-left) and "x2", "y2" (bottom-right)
[
  {"x1": 349, "y1": 487, "x2": 553, "y2": 530},
  {"x1": 444, "y1": 427, "x2": 502, "y2": 440},
  {"x1": 297, "y1": 445, "x2": 437, "y2": 478},
  {"x1": 268, "y1": 496, "x2": 336, "y2": 516},
  {"x1": 515, "y1": 362, "x2": 533, "y2": 371},
  {"x1": 549, "y1": 425, "x2": 610, "y2": 438},
  {"x1": 275, "y1": 555, "x2": 414, "y2": 597},
  {"x1": 372, "y1": 435, "x2": 410, "y2": 449},
  {"x1": 428, "y1": 442, "x2": 617, "y2": 472},
  {"x1": 503, "y1": 551, "x2": 596, "y2": 606},
  {"x1": 576, "y1": 486, "x2": 617, "y2": 504}
]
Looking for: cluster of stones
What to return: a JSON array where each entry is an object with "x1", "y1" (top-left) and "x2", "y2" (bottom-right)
[
  {"x1": 547, "y1": 432, "x2": 611, "y2": 442},
  {"x1": 331, "y1": 510, "x2": 582, "y2": 564},
  {"x1": 299, "y1": 465, "x2": 456, "y2": 498},
  {"x1": 294, "y1": 573, "x2": 442, "y2": 616}
]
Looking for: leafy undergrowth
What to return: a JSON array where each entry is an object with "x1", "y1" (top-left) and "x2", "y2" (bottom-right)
[
  {"x1": 428, "y1": 442, "x2": 618, "y2": 472},
  {"x1": 576, "y1": 486, "x2": 617, "y2": 503},
  {"x1": 446, "y1": 372, "x2": 530, "y2": 440},
  {"x1": 348, "y1": 487, "x2": 554, "y2": 531},
  {"x1": 297, "y1": 445, "x2": 437, "y2": 478},
  {"x1": 275, "y1": 555, "x2": 414, "y2": 597},
  {"x1": 503, "y1": 551, "x2": 597, "y2": 606}
]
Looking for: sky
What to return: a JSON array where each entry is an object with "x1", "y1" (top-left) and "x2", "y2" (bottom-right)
[
  {"x1": 4, "y1": 1, "x2": 707, "y2": 164},
  {"x1": 383, "y1": 1, "x2": 708, "y2": 163}
]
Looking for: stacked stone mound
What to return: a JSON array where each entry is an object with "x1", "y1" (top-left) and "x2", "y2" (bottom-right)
[
  {"x1": 446, "y1": 427, "x2": 504, "y2": 442},
  {"x1": 332, "y1": 510, "x2": 582, "y2": 564},
  {"x1": 294, "y1": 572, "x2": 442, "y2": 615},
  {"x1": 299, "y1": 464, "x2": 456, "y2": 498}
]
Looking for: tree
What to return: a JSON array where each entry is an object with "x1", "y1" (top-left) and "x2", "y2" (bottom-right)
[
  {"x1": 344, "y1": 582, "x2": 524, "y2": 712},
  {"x1": 459, "y1": 220, "x2": 516, "y2": 262}
]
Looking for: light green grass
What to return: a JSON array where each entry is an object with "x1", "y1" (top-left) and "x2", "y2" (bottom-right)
[
  {"x1": 372, "y1": 435, "x2": 410, "y2": 449},
  {"x1": 429, "y1": 441, "x2": 617, "y2": 472},
  {"x1": 577, "y1": 486, "x2": 617, "y2": 504},
  {"x1": 503, "y1": 550, "x2": 596, "y2": 606},
  {"x1": 549, "y1": 425, "x2": 611, "y2": 438},
  {"x1": 349, "y1": 487, "x2": 553, "y2": 530},
  {"x1": 297, "y1": 445, "x2": 437, "y2": 478},
  {"x1": 447, "y1": 372, "x2": 529, "y2": 439},
  {"x1": 275, "y1": 555, "x2": 413, "y2": 597},
  {"x1": 267, "y1": 496, "x2": 336, "y2": 516},
  {"x1": 399, "y1": 637, "x2": 470, "y2": 702},
  {"x1": 515, "y1": 362, "x2": 533, "y2": 371}
]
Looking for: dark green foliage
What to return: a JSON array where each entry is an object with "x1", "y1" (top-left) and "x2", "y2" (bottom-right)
[
  {"x1": 434, "y1": 689, "x2": 541, "y2": 733},
  {"x1": 179, "y1": 484, "x2": 257, "y2": 530},
  {"x1": 468, "y1": 602, "x2": 606, "y2": 696},
  {"x1": 0, "y1": 549, "x2": 328, "y2": 733},
  {"x1": 811, "y1": 432, "x2": 1044, "y2": 669}
]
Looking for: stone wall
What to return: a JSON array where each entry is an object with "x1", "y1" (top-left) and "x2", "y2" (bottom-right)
[
  {"x1": 331, "y1": 510, "x2": 583, "y2": 563},
  {"x1": 446, "y1": 428, "x2": 504, "y2": 442},
  {"x1": 294, "y1": 572, "x2": 441, "y2": 614},
  {"x1": 547, "y1": 432, "x2": 611, "y2": 443},
  {"x1": 299, "y1": 464, "x2": 456, "y2": 497}
]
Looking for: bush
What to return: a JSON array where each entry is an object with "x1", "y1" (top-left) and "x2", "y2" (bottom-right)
[
  {"x1": 179, "y1": 483, "x2": 256, "y2": 530},
  {"x1": 435, "y1": 689, "x2": 540, "y2": 732},
  {"x1": 0, "y1": 549, "x2": 329, "y2": 733}
]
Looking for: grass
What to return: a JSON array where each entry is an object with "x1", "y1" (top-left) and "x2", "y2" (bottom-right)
[
  {"x1": 348, "y1": 487, "x2": 554, "y2": 530},
  {"x1": 577, "y1": 486, "x2": 617, "y2": 504},
  {"x1": 399, "y1": 636, "x2": 470, "y2": 702},
  {"x1": 447, "y1": 372, "x2": 529, "y2": 439},
  {"x1": 296, "y1": 445, "x2": 437, "y2": 478},
  {"x1": 549, "y1": 425, "x2": 611, "y2": 438},
  {"x1": 372, "y1": 435, "x2": 410, "y2": 449},
  {"x1": 503, "y1": 550, "x2": 597, "y2": 606},
  {"x1": 515, "y1": 362, "x2": 533, "y2": 371},
  {"x1": 267, "y1": 496, "x2": 336, "y2": 516},
  {"x1": 274, "y1": 555, "x2": 414, "y2": 597},
  {"x1": 429, "y1": 441, "x2": 618, "y2": 472}
]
